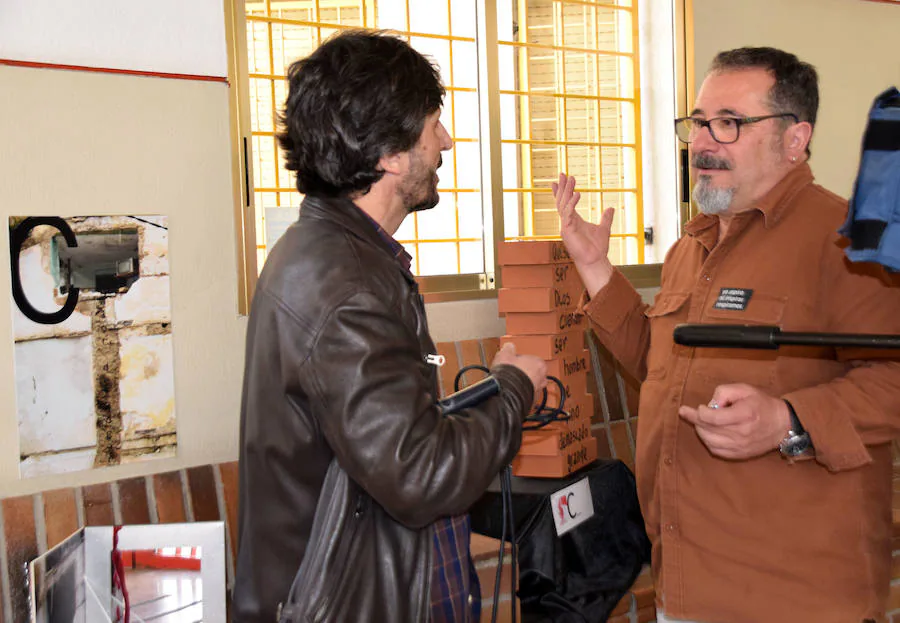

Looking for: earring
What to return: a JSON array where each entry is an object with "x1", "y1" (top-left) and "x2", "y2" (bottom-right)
[{"x1": 790, "y1": 156, "x2": 797, "y2": 163}]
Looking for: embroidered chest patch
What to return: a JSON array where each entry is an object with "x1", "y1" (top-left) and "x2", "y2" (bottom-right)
[{"x1": 713, "y1": 287, "x2": 753, "y2": 311}]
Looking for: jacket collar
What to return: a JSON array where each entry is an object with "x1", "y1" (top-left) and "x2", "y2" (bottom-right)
[
  {"x1": 299, "y1": 194, "x2": 417, "y2": 285},
  {"x1": 684, "y1": 163, "x2": 815, "y2": 240}
]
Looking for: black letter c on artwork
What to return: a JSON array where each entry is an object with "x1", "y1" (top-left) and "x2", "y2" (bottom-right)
[{"x1": 10, "y1": 217, "x2": 80, "y2": 325}]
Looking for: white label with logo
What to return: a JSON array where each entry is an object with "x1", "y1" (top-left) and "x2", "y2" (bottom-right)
[{"x1": 549, "y1": 477, "x2": 594, "y2": 536}]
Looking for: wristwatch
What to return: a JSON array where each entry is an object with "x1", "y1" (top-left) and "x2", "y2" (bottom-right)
[{"x1": 778, "y1": 399, "x2": 813, "y2": 458}]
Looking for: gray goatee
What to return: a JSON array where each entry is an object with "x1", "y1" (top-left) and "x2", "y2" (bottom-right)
[
  {"x1": 691, "y1": 153, "x2": 734, "y2": 215},
  {"x1": 693, "y1": 178, "x2": 734, "y2": 215}
]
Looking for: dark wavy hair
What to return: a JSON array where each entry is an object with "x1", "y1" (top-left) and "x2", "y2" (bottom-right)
[
  {"x1": 710, "y1": 47, "x2": 819, "y2": 155},
  {"x1": 278, "y1": 30, "x2": 445, "y2": 198}
]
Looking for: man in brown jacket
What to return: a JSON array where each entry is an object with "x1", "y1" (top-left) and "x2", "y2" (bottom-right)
[{"x1": 553, "y1": 47, "x2": 900, "y2": 622}]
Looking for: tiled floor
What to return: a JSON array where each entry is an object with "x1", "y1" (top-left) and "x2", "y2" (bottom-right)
[{"x1": 125, "y1": 568, "x2": 203, "y2": 622}]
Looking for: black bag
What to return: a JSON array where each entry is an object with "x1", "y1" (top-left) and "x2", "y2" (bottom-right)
[{"x1": 469, "y1": 459, "x2": 651, "y2": 623}]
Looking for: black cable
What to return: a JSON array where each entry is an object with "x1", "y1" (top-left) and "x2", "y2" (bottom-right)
[
  {"x1": 452, "y1": 366, "x2": 507, "y2": 623},
  {"x1": 491, "y1": 471, "x2": 507, "y2": 623},
  {"x1": 450, "y1": 365, "x2": 568, "y2": 623},
  {"x1": 502, "y1": 466, "x2": 517, "y2": 623},
  {"x1": 522, "y1": 374, "x2": 570, "y2": 430}
]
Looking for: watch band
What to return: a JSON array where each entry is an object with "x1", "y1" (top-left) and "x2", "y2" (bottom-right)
[
  {"x1": 780, "y1": 399, "x2": 814, "y2": 457},
  {"x1": 783, "y1": 399, "x2": 805, "y2": 435}
]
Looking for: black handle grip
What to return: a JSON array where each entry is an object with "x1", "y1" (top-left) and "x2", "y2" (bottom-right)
[
  {"x1": 438, "y1": 376, "x2": 501, "y2": 415},
  {"x1": 673, "y1": 324, "x2": 781, "y2": 350}
]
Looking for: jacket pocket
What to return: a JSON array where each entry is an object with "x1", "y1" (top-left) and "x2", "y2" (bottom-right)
[
  {"x1": 644, "y1": 292, "x2": 691, "y2": 381},
  {"x1": 279, "y1": 461, "x2": 368, "y2": 623},
  {"x1": 308, "y1": 496, "x2": 366, "y2": 623},
  {"x1": 692, "y1": 293, "x2": 787, "y2": 392}
]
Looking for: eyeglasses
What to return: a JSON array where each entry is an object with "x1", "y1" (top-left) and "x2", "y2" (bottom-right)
[{"x1": 674, "y1": 113, "x2": 799, "y2": 145}]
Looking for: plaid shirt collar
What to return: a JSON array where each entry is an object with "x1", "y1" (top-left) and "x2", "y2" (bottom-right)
[{"x1": 357, "y1": 207, "x2": 413, "y2": 273}]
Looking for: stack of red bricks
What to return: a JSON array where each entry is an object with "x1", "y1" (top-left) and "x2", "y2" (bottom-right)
[{"x1": 497, "y1": 240, "x2": 598, "y2": 478}]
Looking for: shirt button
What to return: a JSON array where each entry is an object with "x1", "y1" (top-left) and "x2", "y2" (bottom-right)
[
  {"x1": 664, "y1": 457, "x2": 673, "y2": 466},
  {"x1": 703, "y1": 273, "x2": 711, "y2": 281},
  {"x1": 467, "y1": 594, "x2": 473, "y2": 607},
  {"x1": 666, "y1": 523, "x2": 677, "y2": 532}
]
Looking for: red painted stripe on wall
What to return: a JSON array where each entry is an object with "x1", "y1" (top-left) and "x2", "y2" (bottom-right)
[{"x1": 0, "y1": 58, "x2": 229, "y2": 83}]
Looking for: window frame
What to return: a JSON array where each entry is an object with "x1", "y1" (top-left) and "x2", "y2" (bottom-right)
[{"x1": 225, "y1": 0, "x2": 686, "y2": 311}]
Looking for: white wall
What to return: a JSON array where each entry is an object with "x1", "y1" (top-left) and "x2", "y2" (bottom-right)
[
  {"x1": 692, "y1": 0, "x2": 900, "y2": 199},
  {"x1": 0, "y1": 65, "x2": 246, "y2": 498},
  {"x1": 0, "y1": 0, "x2": 227, "y2": 77}
]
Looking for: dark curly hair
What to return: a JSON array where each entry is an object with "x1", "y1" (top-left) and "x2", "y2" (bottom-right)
[
  {"x1": 710, "y1": 47, "x2": 819, "y2": 155},
  {"x1": 278, "y1": 30, "x2": 445, "y2": 198}
]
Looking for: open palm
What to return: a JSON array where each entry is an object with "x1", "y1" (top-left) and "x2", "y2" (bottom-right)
[{"x1": 551, "y1": 173, "x2": 615, "y2": 266}]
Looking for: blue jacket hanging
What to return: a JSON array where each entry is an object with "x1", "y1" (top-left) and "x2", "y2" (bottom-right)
[{"x1": 840, "y1": 86, "x2": 900, "y2": 271}]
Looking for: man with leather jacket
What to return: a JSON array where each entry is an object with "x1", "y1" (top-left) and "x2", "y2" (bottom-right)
[{"x1": 233, "y1": 30, "x2": 547, "y2": 622}]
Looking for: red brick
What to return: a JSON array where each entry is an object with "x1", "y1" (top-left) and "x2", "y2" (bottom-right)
[
  {"x1": 497, "y1": 282, "x2": 582, "y2": 314},
  {"x1": 505, "y1": 309, "x2": 586, "y2": 336},
  {"x1": 594, "y1": 427, "x2": 614, "y2": 460},
  {"x1": 528, "y1": 400, "x2": 592, "y2": 434},
  {"x1": 435, "y1": 341, "x2": 461, "y2": 397},
  {"x1": 117, "y1": 477, "x2": 150, "y2": 525},
  {"x1": 544, "y1": 370, "x2": 588, "y2": 409},
  {"x1": 2, "y1": 495, "x2": 37, "y2": 622},
  {"x1": 544, "y1": 351, "x2": 591, "y2": 385},
  {"x1": 512, "y1": 438, "x2": 597, "y2": 478},
  {"x1": 82, "y1": 483, "x2": 115, "y2": 525},
  {"x1": 471, "y1": 533, "x2": 510, "y2": 564},
  {"x1": 607, "y1": 613, "x2": 632, "y2": 623},
  {"x1": 452, "y1": 339, "x2": 490, "y2": 390},
  {"x1": 501, "y1": 330, "x2": 585, "y2": 360},
  {"x1": 42, "y1": 488, "x2": 79, "y2": 549},
  {"x1": 552, "y1": 392, "x2": 593, "y2": 423},
  {"x1": 153, "y1": 471, "x2": 186, "y2": 524},
  {"x1": 501, "y1": 261, "x2": 579, "y2": 289},
  {"x1": 610, "y1": 421, "x2": 635, "y2": 469},
  {"x1": 187, "y1": 465, "x2": 220, "y2": 522},
  {"x1": 518, "y1": 416, "x2": 591, "y2": 456},
  {"x1": 498, "y1": 240, "x2": 571, "y2": 265},
  {"x1": 218, "y1": 461, "x2": 240, "y2": 561},
  {"x1": 475, "y1": 549, "x2": 516, "y2": 610},
  {"x1": 481, "y1": 337, "x2": 501, "y2": 366},
  {"x1": 637, "y1": 605, "x2": 657, "y2": 622},
  {"x1": 458, "y1": 339, "x2": 484, "y2": 371}
]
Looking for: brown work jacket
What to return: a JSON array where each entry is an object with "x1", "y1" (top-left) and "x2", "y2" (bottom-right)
[{"x1": 585, "y1": 164, "x2": 900, "y2": 622}]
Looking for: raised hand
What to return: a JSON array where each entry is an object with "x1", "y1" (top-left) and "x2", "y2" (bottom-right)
[{"x1": 551, "y1": 173, "x2": 616, "y2": 297}]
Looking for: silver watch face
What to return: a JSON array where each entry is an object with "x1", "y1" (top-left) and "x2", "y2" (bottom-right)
[{"x1": 780, "y1": 432, "x2": 811, "y2": 457}]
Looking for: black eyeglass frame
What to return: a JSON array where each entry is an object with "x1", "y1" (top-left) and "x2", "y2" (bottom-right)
[{"x1": 674, "y1": 113, "x2": 800, "y2": 144}]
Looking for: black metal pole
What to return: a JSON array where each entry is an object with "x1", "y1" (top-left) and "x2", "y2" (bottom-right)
[{"x1": 674, "y1": 324, "x2": 900, "y2": 350}]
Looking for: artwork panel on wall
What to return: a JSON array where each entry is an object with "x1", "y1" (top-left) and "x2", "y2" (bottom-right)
[{"x1": 8, "y1": 215, "x2": 177, "y2": 478}]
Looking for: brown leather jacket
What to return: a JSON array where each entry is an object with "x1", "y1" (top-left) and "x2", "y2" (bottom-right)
[{"x1": 232, "y1": 195, "x2": 534, "y2": 622}]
